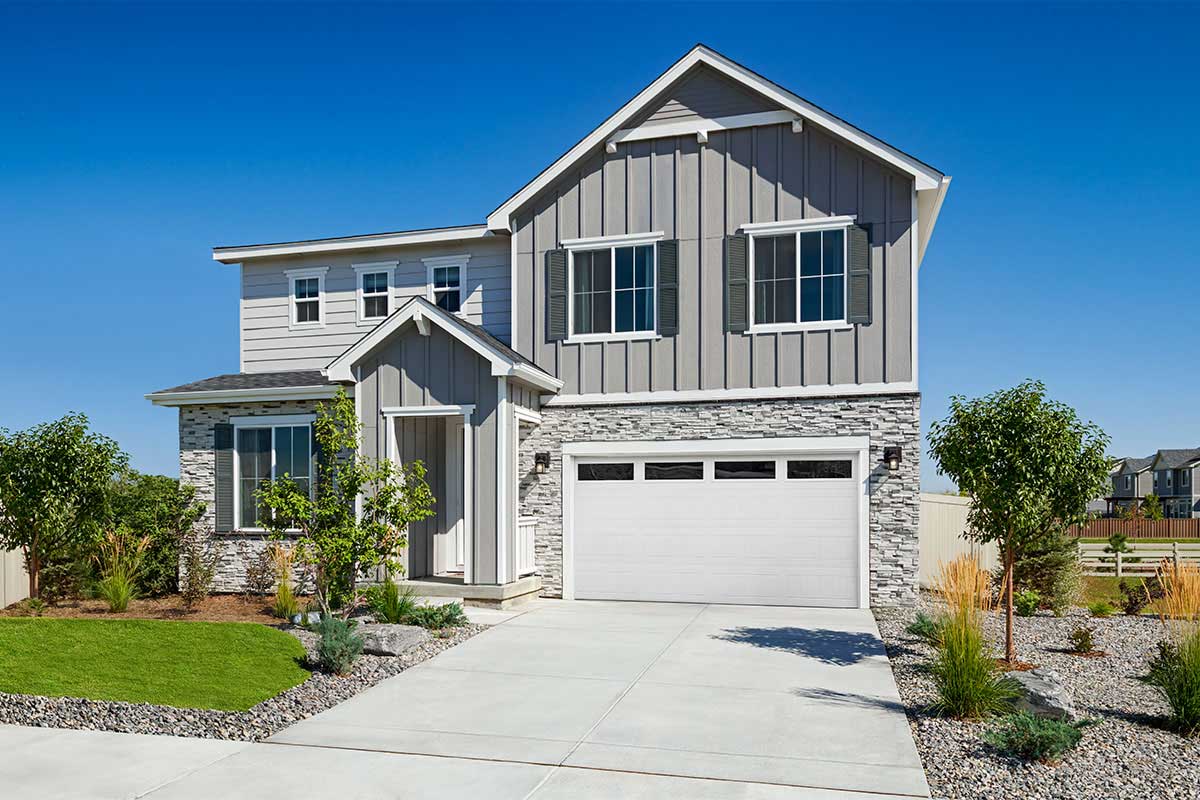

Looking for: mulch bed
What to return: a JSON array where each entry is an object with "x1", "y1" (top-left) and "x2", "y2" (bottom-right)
[{"x1": 2, "y1": 594, "x2": 288, "y2": 624}]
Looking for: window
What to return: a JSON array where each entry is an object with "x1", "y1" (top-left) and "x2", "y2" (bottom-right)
[
  {"x1": 1168, "y1": 472, "x2": 1173, "y2": 489},
  {"x1": 354, "y1": 262, "x2": 396, "y2": 324},
  {"x1": 645, "y1": 461, "x2": 703, "y2": 481},
  {"x1": 235, "y1": 422, "x2": 312, "y2": 529},
  {"x1": 1125, "y1": 476, "x2": 1132, "y2": 490},
  {"x1": 1154, "y1": 474, "x2": 1159, "y2": 490},
  {"x1": 714, "y1": 460, "x2": 775, "y2": 479},
  {"x1": 424, "y1": 255, "x2": 469, "y2": 314},
  {"x1": 1184, "y1": 471, "x2": 1191, "y2": 488},
  {"x1": 577, "y1": 463, "x2": 634, "y2": 481},
  {"x1": 747, "y1": 224, "x2": 847, "y2": 329},
  {"x1": 787, "y1": 460, "x2": 852, "y2": 479},
  {"x1": 285, "y1": 267, "x2": 327, "y2": 330},
  {"x1": 568, "y1": 240, "x2": 656, "y2": 338}
]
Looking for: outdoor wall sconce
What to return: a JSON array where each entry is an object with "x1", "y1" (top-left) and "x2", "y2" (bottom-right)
[
  {"x1": 882, "y1": 446, "x2": 903, "y2": 471},
  {"x1": 534, "y1": 452, "x2": 550, "y2": 474}
]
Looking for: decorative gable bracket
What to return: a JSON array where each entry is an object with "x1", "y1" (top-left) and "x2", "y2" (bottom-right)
[{"x1": 605, "y1": 110, "x2": 802, "y2": 153}]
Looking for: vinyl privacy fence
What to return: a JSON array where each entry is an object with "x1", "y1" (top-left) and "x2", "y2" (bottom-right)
[
  {"x1": 1, "y1": 548, "x2": 28, "y2": 608},
  {"x1": 918, "y1": 493, "x2": 998, "y2": 588}
]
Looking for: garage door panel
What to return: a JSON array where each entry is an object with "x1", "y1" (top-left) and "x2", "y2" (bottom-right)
[{"x1": 571, "y1": 450, "x2": 861, "y2": 608}]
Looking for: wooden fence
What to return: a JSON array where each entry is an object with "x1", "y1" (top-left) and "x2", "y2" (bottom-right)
[
  {"x1": 1, "y1": 548, "x2": 29, "y2": 608},
  {"x1": 1079, "y1": 541, "x2": 1200, "y2": 577},
  {"x1": 1068, "y1": 518, "x2": 1200, "y2": 540},
  {"x1": 918, "y1": 493, "x2": 999, "y2": 587}
]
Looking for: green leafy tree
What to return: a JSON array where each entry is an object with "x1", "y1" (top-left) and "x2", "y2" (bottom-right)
[
  {"x1": 1142, "y1": 493, "x2": 1165, "y2": 521},
  {"x1": 928, "y1": 380, "x2": 1111, "y2": 663},
  {"x1": 256, "y1": 390, "x2": 435, "y2": 617},
  {"x1": 109, "y1": 471, "x2": 206, "y2": 596},
  {"x1": 0, "y1": 414, "x2": 128, "y2": 599}
]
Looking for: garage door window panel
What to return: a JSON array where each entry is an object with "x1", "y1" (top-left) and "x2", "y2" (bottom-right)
[
  {"x1": 578, "y1": 463, "x2": 634, "y2": 481},
  {"x1": 645, "y1": 461, "x2": 704, "y2": 481},
  {"x1": 714, "y1": 460, "x2": 776, "y2": 480},
  {"x1": 787, "y1": 460, "x2": 853, "y2": 479}
]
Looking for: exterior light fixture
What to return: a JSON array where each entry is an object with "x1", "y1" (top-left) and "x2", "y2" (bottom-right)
[
  {"x1": 534, "y1": 452, "x2": 550, "y2": 474},
  {"x1": 882, "y1": 446, "x2": 903, "y2": 471}
]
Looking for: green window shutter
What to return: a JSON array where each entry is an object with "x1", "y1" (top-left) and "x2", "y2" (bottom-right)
[
  {"x1": 723, "y1": 234, "x2": 749, "y2": 333},
  {"x1": 657, "y1": 239, "x2": 679, "y2": 336},
  {"x1": 546, "y1": 249, "x2": 568, "y2": 341},
  {"x1": 846, "y1": 224, "x2": 872, "y2": 325},
  {"x1": 214, "y1": 423, "x2": 234, "y2": 533}
]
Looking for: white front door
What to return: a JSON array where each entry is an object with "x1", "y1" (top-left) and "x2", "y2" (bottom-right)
[
  {"x1": 443, "y1": 419, "x2": 466, "y2": 573},
  {"x1": 567, "y1": 441, "x2": 865, "y2": 608}
]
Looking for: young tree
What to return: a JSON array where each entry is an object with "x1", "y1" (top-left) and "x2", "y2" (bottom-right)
[
  {"x1": 928, "y1": 380, "x2": 1111, "y2": 663},
  {"x1": 109, "y1": 471, "x2": 207, "y2": 596},
  {"x1": 0, "y1": 414, "x2": 128, "y2": 598},
  {"x1": 257, "y1": 389, "x2": 435, "y2": 616},
  {"x1": 1142, "y1": 493, "x2": 1165, "y2": 521}
]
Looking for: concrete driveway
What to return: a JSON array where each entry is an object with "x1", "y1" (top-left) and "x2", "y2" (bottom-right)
[{"x1": 2, "y1": 601, "x2": 928, "y2": 799}]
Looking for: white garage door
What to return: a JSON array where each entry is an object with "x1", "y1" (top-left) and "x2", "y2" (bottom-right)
[{"x1": 569, "y1": 444, "x2": 863, "y2": 608}]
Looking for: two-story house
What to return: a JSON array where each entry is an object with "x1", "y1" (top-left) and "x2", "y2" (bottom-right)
[
  {"x1": 147, "y1": 45, "x2": 951, "y2": 609},
  {"x1": 1108, "y1": 450, "x2": 1200, "y2": 518}
]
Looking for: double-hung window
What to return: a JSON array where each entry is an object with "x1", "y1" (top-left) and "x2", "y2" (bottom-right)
[
  {"x1": 423, "y1": 255, "x2": 468, "y2": 314},
  {"x1": 234, "y1": 417, "x2": 314, "y2": 530},
  {"x1": 744, "y1": 220, "x2": 850, "y2": 330},
  {"x1": 354, "y1": 262, "x2": 396, "y2": 324},
  {"x1": 284, "y1": 267, "x2": 327, "y2": 330},
  {"x1": 565, "y1": 234, "x2": 659, "y2": 340}
]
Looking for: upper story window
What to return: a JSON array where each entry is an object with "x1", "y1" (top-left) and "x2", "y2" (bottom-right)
[
  {"x1": 423, "y1": 255, "x2": 470, "y2": 314},
  {"x1": 1168, "y1": 472, "x2": 1174, "y2": 489},
  {"x1": 284, "y1": 267, "x2": 327, "y2": 330},
  {"x1": 353, "y1": 261, "x2": 396, "y2": 325},
  {"x1": 232, "y1": 415, "x2": 314, "y2": 530},
  {"x1": 747, "y1": 225, "x2": 846, "y2": 330},
  {"x1": 1125, "y1": 475, "x2": 1132, "y2": 490},
  {"x1": 562, "y1": 232, "x2": 661, "y2": 341},
  {"x1": 1154, "y1": 473, "x2": 1159, "y2": 490},
  {"x1": 1184, "y1": 471, "x2": 1191, "y2": 488}
]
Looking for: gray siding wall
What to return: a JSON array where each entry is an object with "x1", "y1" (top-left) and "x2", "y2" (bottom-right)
[
  {"x1": 356, "y1": 322, "x2": 502, "y2": 584},
  {"x1": 629, "y1": 66, "x2": 777, "y2": 126},
  {"x1": 241, "y1": 237, "x2": 512, "y2": 373},
  {"x1": 511, "y1": 123, "x2": 915, "y2": 396},
  {"x1": 393, "y1": 415, "x2": 445, "y2": 579}
]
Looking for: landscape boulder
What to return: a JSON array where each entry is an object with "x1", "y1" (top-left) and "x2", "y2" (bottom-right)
[
  {"x1": 1004, "y1": 667, "x2": 1079, "y2": 722},
  {"x1": 358, "y1": 624, "x2": 430, "y2": 656}
]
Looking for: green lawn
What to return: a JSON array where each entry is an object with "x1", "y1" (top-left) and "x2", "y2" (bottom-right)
[{"x1": 0, "y1": 618, "x2": 310, "y2": 711}]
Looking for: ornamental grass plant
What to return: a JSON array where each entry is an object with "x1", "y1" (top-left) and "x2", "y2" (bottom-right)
[
  {"x1": 1146, "y1": 561, "x2": 1200, "y2": 734},
  {"x1": 270, "y1": 544, "x2": 300, "y2": 620},
  {"x1": 94, "y1": 528, "x2": 151, "y2": 612}
]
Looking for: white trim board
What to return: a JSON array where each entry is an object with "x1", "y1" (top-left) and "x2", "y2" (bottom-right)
[
  {"x1": 560, "y1": 435, "x2": 872, "y2": 609},
  {"x1": 543, "y1": 381, "x2": 919, "y2": 407},
  {"x1": 146, "y1": 385, "x2": 340, "y2": 407},
  {"x1": 606, "y1": 110, "x2": 800, "y2": 151},
  {"x1": 213, "y1": 225, "x2": 492, "y2": 263}
]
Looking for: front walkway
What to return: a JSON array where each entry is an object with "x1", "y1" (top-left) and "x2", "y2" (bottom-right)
[{"x1": 0, "y1": 601, "x2": 928, "y2": 799}]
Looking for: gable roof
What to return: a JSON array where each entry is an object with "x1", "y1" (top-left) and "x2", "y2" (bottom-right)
[
  {"x1": 486, "y1": 44, "x2": 950, "y2": 235},
  {"x1": 324, "y1": 296, "x2": 563, "y2": 393},
  {"x1": 1151, "y1": 448, "x2": 1200, "y2": 470},
  {"x1": 1120, "y1": 456, "x2": 1156, "y2": 474},
  {"x1": 146, "y1": 369, "x2": 340, "y2": 406}
]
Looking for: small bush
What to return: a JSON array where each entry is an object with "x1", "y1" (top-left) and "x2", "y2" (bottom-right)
[
  {"x1": 1119, "y1": 577, "x2": 1163, "y2": 616},
  {"x1": 22, "y1": 598, "x2": 46, "y2": 616},
  {"x1": 366, "y1": 581, "x2": 418, "y2": 624},
  {"x1": 1068, "y1": 626, "x2": 1095, "y2": 654},
  {"x1": 906, "y1": 611, "x2": 946, "y2": 645},
  {"x1": 1002, "y1": 532, "x2": 1082, "y2": 617},
  {"x1": 1088, "y1": 600, "x2": 1117, "y2": 618},
  {"x1": 405, "y1": 602, "x2": 468, "y2": 630},
  {"x1": 93, "y1": 528, "x2": 151, "y2": 612},
  {"x1": 179, "y1": 529, "x2": 219, "y2": 607},
  {"x1": 1014, "y1": 589, "x2": 1041, "y2": 617},
  {"x1": 314, "y1": 617, "x2": 363, "y2": 675},
  {"x1": 273, "y1": 581, "x2": 300, "y2": 620},
  {"x1": 96, "y1": 574, "x2": 136, "y2": 613},
  {"x1": 984, "y1": 712, "x2": 1085, "y2": 762},
  {"x1": 241, "y1": 542, "x2": 275, "y2": 597}
]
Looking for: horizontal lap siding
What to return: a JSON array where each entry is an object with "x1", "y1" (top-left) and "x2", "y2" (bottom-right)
[
  {"x1": 513, "y1": 123, "x2": 915, "y2": 395},
  {"x1": 241, "y1": 238, "x2": 512, "y2": 373}
]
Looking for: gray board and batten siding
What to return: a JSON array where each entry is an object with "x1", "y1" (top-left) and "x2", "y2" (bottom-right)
[{"x1": 511, "y1": 120, "x2": 915, "y2": 398}]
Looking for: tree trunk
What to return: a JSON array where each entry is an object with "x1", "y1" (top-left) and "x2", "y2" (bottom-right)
[
  {"x1": 1004, "y1": 542, "x2": 1015, "y2": 664},
  {"x1": 27, "y1": 548, "x2": 39, "y2": 600}
]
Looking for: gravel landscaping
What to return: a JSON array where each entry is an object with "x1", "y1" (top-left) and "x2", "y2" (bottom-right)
[
  {"x1": 876, "y1": 598, "x2": 1200, "y2": 800},
  {"x1": 0, "y1": 622, "x2": 485, "y2": 741}
]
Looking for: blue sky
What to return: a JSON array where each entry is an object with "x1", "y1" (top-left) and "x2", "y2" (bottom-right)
[{"x1": 1, "y1": 2, "x2": 1197, "y2": 491}]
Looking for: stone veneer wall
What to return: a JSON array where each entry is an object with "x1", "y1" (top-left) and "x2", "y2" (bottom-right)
[
  {"x1": 517, "y1": 393, "x2": 921, "y2": 607},
  {"x1": 179, "y1": 400, "x2": 321, "y2": 592}
]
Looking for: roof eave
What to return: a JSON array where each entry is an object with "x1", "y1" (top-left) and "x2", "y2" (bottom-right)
[
  {"x1": 212, "y1": 225, "x2": 493, "y2": 264},
  {"x1": 145, "y1": 384, "x2": 342, "y2": 407}
]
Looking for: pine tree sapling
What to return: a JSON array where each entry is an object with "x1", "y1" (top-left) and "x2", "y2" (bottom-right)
[
  {"x1": 984, "y1": 713, "x2": 1085, "y2": 762},
  {"x1": 314, "y1": 617, "x2": 363, "y2": 675}
]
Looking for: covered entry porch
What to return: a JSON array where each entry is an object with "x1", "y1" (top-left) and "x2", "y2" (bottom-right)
[{"x1": 325, "y1": 297, "x2": 561, "y2": 605}]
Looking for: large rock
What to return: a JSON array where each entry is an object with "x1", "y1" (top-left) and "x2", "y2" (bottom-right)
[
  {"x1": 1004, "y1": 667, "x2": 1079, "y2": 722},
  {"x1": 357, "y1": 624, "x2": 430, "y2": 656}
]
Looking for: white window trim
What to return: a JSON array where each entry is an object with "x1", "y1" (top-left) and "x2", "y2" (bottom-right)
[
  {"x1": 284, "y1": 267, "x2": 328, "y2": 331},
  {"x1": 564, "y1": 232, "x2": 663, "y2": 343},
  {"x1": 353, "y1": 261, "x2": 397, "y2": 326},
  {"x1": 744, "y1": 217, "x2": 854, "y2": 334},
  {"x1": 230, "y1": 414, "x2": 317, "y2": 532},
  {"x1": 423, "y1": 254, "x2": 470, "y2": 316}
]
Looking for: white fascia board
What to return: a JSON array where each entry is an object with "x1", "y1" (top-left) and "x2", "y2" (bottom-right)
[
  {"x1": 560, "y1": 231, "x2": 665, "y2": 250},
  {"x1": 212, "y1": 225, "x2": 491, "y2": 263},
  {"x1": 916, "y1": 176, "x2": 952, "y2": 268},
  {"x1": 145, "y1": 385, "x2": 341, "y2": 407},
  {"x1": 486, "y1": 45, "x2": 944, "y2": 231},
  {"x1": 380, "y1": 404, "x2": 475, "y2": 418},
  {"x1": 543, "y1": 381, "x2": 918, "y2": 407},
  {"x1": 740, "y1": 216, "x2": 856, "y2": 235},
  {"x1": 607, "y1": 110, "x2": 798, "y2": 149},
  {"x1": 562, "y1": 435, "x2": 870, "y2": 458}
]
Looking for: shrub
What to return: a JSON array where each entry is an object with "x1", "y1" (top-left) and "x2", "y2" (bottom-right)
[
  {"x1": 928, "y1": 556, "x2": 1018, "y2": 719},
  {"x1": 1015, "y1": 589, "x2": 1041, "y2": 617},
  {"x1": 1003, "y1": 532, "x2": 1082, "y2": 617},
  {"x1": 269, "y1": 544, "x2": 300, "y2": 620},
  {"x1": 108, "y1": 472, "x2": 206, "y2": 597},
  {"x1": 405, "y1": 602, "x2": 467, "y2": 630},
  {"x1": 365, "y1": 581, "x2": 418, "y2": 624},
  {"x1": 1145, "y1": 561, "x2": 1200, "y2": 734},
  {"x1": 1068, "y1": 626, "x2": 1095, "y2": 654},
  {"x1": 179, "y1": 529, "x2": 218, "y2": 607},
  {"x1": 1119, "y1": 577, "x2": 1163, "y2": 616},
  {"x1": 906, "y1": 611, "x2": 946, "y2": 645},
  {"x1": 1088, "y1": 600, "x2": 1117, "y2": 618},
  {"x1": 984, "y1": 712, "x2": 1085, "y2": 762},
  {"x1": 273, "y1": 582, "x2": 299, "y2": 620},
  {"x1": 313, "y1": 617, "x2": 363, "y2": 675},
  {"x1": 93, "y1": 528, "x2": 151, "y2": 612},
  {"x1": 242, "y1": 542, "x2": 275, "y2": 597}
]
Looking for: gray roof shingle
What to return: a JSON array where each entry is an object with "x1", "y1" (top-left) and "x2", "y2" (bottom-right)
[
  {"x1": 1155, "y1": 449, "x2": 1200, "y2": 470},
  {"x1": 151, "y1": 370, "x2": 336, "y2": 395}
]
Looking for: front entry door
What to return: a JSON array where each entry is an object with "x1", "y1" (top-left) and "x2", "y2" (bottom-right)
[{"x1": 442, "y1": 419, "x2": 466, "y2": 573}]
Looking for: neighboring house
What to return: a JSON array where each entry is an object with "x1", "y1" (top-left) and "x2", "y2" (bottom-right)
[
  {"x1": 1107, "y1": 450, "x2": 1200, "y2": 518},
  {"x1": 147, "y1": 45, "x2": 952, "y2": 609}
]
